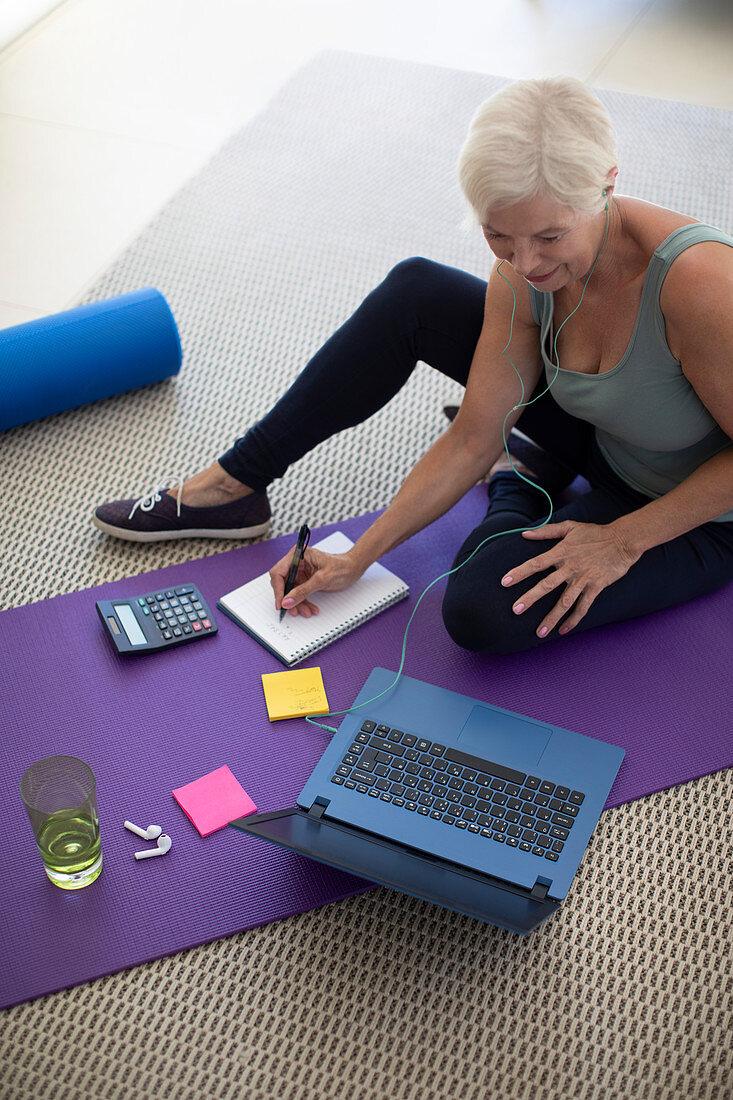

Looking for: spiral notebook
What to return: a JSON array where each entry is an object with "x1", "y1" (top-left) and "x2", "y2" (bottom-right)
[{"x1": 217, "y1": 532, "x2": 410, "y2": 666}]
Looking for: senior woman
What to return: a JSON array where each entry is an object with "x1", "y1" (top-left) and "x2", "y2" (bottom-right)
[{"x1": 93, "y1": 76, "x2": 733, "y2": 654}]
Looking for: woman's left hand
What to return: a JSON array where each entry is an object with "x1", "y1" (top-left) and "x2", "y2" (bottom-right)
[{"x1": 501, "y1": 520, "x2": 640, "y2": 638}]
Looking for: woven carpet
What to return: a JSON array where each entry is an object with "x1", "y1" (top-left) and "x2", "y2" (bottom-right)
[{"x1": 1, "y1": 50, "x2": 731, "y2": 1100}]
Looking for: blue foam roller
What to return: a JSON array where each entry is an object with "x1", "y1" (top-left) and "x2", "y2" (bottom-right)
[{"x1": 0, "y1": 288, "x2": 182, "y2": 430}]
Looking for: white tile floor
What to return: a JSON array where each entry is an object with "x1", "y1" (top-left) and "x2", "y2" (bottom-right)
[{"x1": 1, "y1": 0, "x2": 731, "y2": 327}]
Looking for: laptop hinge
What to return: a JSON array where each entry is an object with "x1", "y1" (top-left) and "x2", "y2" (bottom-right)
[
  {"x1": 308, "y1": 797, "x2": 330, "y2": 820},
  {"x1": 531, "y1": 876, "x2": 552, "y2": 900}
]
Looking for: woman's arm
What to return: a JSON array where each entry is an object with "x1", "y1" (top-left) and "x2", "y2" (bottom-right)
[{"x1": 272, "y1": 262, "x2": 543, "y2": 614}]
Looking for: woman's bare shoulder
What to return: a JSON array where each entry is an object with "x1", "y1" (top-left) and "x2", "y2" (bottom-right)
[{"x1": 616, "y1": 195, "x2": 699, "y2": 253}]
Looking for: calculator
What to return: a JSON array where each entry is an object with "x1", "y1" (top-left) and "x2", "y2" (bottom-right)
[{"x1": 96, "y1": 583, "x2": 218, "y2": 655}]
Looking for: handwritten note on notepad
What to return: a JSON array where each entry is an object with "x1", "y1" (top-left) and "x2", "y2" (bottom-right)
[
  {"x1": 217, "y1": 531, "x2": 409, "y2": 666},
  {"x1": 261, "y1": 667, "x2": 329, "y2": 721}
]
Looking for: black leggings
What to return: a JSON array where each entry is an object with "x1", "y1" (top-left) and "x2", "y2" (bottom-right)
[{"x1": 219, "y1": 258, "x2": 733, "y2": 654}]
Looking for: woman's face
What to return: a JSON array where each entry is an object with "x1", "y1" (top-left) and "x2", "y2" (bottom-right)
[{"x1": 482, "y1": 194, "x2": 603, "y2": 291}]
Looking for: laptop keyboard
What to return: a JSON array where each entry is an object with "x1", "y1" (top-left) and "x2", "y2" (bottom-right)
[{"x1": 330, "y1": 719, "x2": 586, "y2": 862}]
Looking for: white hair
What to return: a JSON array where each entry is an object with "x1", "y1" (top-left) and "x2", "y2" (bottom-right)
[{"x1": 457, "y1": 77, "x2": 618, "y2": 224}]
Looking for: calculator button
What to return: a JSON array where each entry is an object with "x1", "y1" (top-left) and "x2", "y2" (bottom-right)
[
  {"x1": 175, "y1": 586, "x2": 193, "y2": 595},
  {"x1": 159, "y1": 600, "x2": 169, "y2": 610},
  {"x1": 137, "y1": 598, "x2": 146, "y2": 606},
  {"x1": 146, "y1": 596, "x2": 156, "y2": 604},
  {"x1": 192, "y1": 621, "x2": 202, "y2": 632},
  {"x1": 165, "y1": 590, "x2": 174, "y2": 598},
  {"x1": 177, "y1": 615, "x2": 187, "y2": 624},
  {"x1": 193, "y1": 601, "x2": 203, "y2": 611},
  {"x1": 150, "y1": 603, "x2": 160, "y2": 612},
  {"x1": 173, "y1": 627, "x2": 182, "y2": 637},
  {"x1": 202, "y1": 619, "x2": 212, "y2": 629},
  {"x1": 182, "y1": 624, "x2": 192, "y2": 634},
  {"x1": 142, "y1": 606, "x2": 150, "y2": 616},
  {"x1": 155, "y1": 593, "x2": 164, "y2": 601},
  {"x1": 162, "y1": 629, "x2": 172, "y2": 640}
]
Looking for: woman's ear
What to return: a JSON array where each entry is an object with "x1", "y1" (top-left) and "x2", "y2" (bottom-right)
[{"x1": 604, "y1": 167, "x2": 619, "y2": 198}]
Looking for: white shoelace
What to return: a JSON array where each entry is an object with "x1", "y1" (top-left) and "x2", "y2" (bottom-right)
[{"x1": 128, "y1": 478, "x2": 185, "y2": 520}]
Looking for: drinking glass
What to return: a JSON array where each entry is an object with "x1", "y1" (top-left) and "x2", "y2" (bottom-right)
[{"x1": 20, "y1": 755, "x2": 103, "y2": 889}]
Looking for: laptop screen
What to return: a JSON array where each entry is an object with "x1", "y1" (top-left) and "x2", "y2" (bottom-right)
[{"x1": 231, "y1": 809, "x2": 560, "y2": 934}]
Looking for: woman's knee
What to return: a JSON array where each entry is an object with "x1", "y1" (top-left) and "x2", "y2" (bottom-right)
[
  {"x1": 441, "y1": 575, "x2": 540, "y2": 655},
  {"x1": 380, "y1": 256, "x2": 447, "y2": 307},
  {"x1": 350, "y1": 257, "x2": 446, "y2": 341}
]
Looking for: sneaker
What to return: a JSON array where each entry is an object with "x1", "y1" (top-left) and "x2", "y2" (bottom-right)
[
  {"x1": 442, "y1": 406, "x2": 576, "y2": 494},
  {"x1": 495, "y1": 431, "x2": 576, "y2": 495},
  {"x1": 92, "y1": 480, "x2": 271, "y2": 542}
]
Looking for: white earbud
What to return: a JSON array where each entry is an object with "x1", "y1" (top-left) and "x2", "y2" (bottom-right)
[
  {"x1": 134, "y1": 834, "x2": 172, "y2": 860},
  {"x1": 125, "y1": 820, "x2": 162, "y2": 841}
]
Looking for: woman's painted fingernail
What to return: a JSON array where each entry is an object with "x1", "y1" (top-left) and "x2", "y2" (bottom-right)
[
  {"x1": 282, "y1": 597, "x2": 294, "y2": 608},
  {"x1": 513, "y1": 602, "x2": 524, "y2": 614},
  {"x1": 502, "y1": 575, "x2": 513, "y2": 585},
  {"x1": 538, "y1": 626, "x2": 548, "y2": 638}
]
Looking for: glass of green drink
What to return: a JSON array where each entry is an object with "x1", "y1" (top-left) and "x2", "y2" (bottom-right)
[{"x1": 20, "y1": 756, "x2": 103, "y2": 890}]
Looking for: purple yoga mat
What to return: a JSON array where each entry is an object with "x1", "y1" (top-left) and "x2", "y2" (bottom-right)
[{"x1": 1, "y1": 487, "x2": 731, "y2": 1008}]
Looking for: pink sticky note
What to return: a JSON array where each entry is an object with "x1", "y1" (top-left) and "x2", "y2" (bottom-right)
[{"x1": 172, "y1": 765, "x2": 257, "y2": 837}]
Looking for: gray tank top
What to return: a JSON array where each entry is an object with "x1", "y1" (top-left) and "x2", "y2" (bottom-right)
[{"x1": 528, "y1": 223, "x2": 733, "y2": 522}]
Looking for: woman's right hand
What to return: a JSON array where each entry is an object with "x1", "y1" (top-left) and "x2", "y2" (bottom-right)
[{"x1": 269, "y1": 546, "x2": 365, "y2": 618}]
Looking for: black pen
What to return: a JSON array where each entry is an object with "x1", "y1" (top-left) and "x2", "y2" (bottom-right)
[{"x1": 280, "y1": 524, "x2": 311, "y2": 621}]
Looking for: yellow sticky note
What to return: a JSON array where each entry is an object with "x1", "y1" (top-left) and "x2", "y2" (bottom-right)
[{"x1": 261, "y1": 667, "x2": 330, "y2": 722}]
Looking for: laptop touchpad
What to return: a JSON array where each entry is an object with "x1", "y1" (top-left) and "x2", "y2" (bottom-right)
[{"x1": 457, "y1": 705, "x2": 551, "y2": 772}]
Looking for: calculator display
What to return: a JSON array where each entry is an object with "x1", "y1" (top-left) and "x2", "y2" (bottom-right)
[{"x1": 114, "y1": 603, "x2": 147, "y2": 646}]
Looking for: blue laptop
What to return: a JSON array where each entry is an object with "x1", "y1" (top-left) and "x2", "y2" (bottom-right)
[{"x1": 231, "y1": 667, "x2": 624, "y2": 933}]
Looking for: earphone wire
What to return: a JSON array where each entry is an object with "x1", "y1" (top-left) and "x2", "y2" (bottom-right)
[{"x1": 306, "y1": 199, "x2": 610, "y2": 734}]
